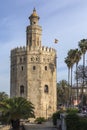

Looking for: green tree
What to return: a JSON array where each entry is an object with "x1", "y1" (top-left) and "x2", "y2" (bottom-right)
[
  {"x1": 78, "y1": 39, "x2": 87, "y2": 106},
  {"x1": 76, "y1": 65, "x2": 87, "y2": 85},
  {"x1": 0, "y1": 92, "x2": 8, "y2": 101},
  {"x1": 73, "y1": 49, "x2": 82, "y2": 103},
  {"x1": 0, "y1": 97, "x2": 35, "y2": 129},
  {"x1": 57, "y1": 80, "x2": 69, "y2": 106},
  {"x1": 65, "y1": 57, "x2": 72, "y2": 104},
  {"x1": 65, "y1": 49, "x2": 76, "y2": 105}
]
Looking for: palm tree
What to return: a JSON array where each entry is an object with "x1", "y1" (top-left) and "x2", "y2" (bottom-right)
[
  {"x1": 0, "y1": 92, "x2": 8, "y2": 101},
  {"x1": 79, "y1": 39, "x2": 87, "y2": 66},
  {"x1": 78, "y1": 39, "x2": 87, "y2": 106},
  {"x1": 0, "y1": 97, "x2": 34, "y2": 129},
  {"x1": 65, "y1": 49, "x2": 76, "y2": 105},
  {"x1": 65, "y1": 57, "x2": 71, "y2": 105},
  {"x1": 74, "y1": 49, "x2": 82, "y2": 103}
]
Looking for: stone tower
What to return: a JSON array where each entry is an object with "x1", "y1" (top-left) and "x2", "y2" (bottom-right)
[{"x1": 10, "y1": 9, "x2": 57, "y2": 118}]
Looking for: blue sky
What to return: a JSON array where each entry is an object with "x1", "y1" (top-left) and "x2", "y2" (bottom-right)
[{"x1": 0, "y1": 0, "x2": 87, "y2": 95}]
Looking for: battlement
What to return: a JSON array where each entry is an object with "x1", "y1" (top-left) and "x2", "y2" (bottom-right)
[
  {"x1": 11, "y1": 45, "x2": 56, "y2": 56},
  {"x1": 26, "y1": 45, "x2": 56, "y2": 53},
  {"x1": 11, "y1": 46, "x2": 26, "y2": 54},
  {"x1": 41, "y1": 46, "x2": 56, "y2": 53}
]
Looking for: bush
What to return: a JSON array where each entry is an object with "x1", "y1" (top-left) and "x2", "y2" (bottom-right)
[
  {"x1": 66, "y1": 113, "x2": 87, "y2": 130},
  {"x1": 66, "y1": 113, "x2": 79, "y2": 130},
  {"x1": 66, "y1": 108, "x2": 79, "y2": 114},
  {"x1": 52, "y1": 111, "x2": 62, "y2": 126},
  {"x1": 52, "y1": 113, "x2": 57, "y2": 126},
  {"x1": 35, "y1": 117, "x2": 45, "y2": 124},
  {"x1": 79, "y1": 117, "x2": 87, "y2": 130}
]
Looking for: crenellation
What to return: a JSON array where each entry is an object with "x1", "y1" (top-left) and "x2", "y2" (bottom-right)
[
  {"x1": 46, "y1": 47, "x2": 49, "y2": 51},
  {"x1": 39, "y1": 46, "x2": 56, "y2": 53},
  {"x1": 11, "y1": 46, "x2": 26, "y2": 55}
]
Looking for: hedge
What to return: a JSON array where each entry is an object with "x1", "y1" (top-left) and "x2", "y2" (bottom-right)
[{"x1": 66, "y1": 113, "x2": 87, "y2": 130}]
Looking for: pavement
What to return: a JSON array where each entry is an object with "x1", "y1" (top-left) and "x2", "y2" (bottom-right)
[{"x1": 24, "y1": 119, "x2": 58, "y2": 130}]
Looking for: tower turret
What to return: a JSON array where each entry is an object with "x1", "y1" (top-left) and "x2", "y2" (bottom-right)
[
  {"x1": 26, "y1": 8, "x2": 42, "y2": 47},
  {"x1": 29, "y1": 8, "x2": 39, "y2": 25}
]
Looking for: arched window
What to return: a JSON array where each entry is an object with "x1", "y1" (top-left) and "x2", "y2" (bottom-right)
[
  {"x1": 44, "y1": 85, "x2": 49, "y2": 93},
  {"x1": 33, "y1": 66, "x2": 36, "y2": 70},
  {"x1": 20, "y1": 85, "x2": 24, "y2": 95},
  {"x1": 31, "y1": 58, "x2": 33, "y2": 61},
  {"x1": 21, "y1": 66, "x2": 23, "y2": 71},
  {"x1": 45, "y1": 66, "x2": 47, "y2": 70}
]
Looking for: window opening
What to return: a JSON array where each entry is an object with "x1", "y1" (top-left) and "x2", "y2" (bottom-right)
[
  {"x1": 45, "y1": 66, "x2": 47, "y2": 70},
  {"x1": 33, "y1": 66, "x2": 36, "y2": 70},
  {"x1": 44, "y1": 85, "x2": 49, "y2": 93},
  {"x1": 20, "y1": 58, "x2": 22, "y2": 63},
  {"x1": 20, "y1": 85, "x2": 24, "y2": 95},
  {"x1": 21, "y1": 66, "x2": 23, "y2": 71}
]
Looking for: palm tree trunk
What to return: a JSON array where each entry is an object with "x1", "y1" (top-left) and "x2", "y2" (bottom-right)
[
  {"x1": 68, "y1": 68, "x2": 70, "y2": 106},
  {"x1": 70, "y1": 67, "x2": 73, "y2": 106},
  {"x1": 81, "y1": 53, "x2": 85, "y2": 107},
  {"x1": 76, "y1": 63, "x2": 79, "y2": 104},
  {"x1": 11, "y1": 119, "x2": 20, "y2": 130}
]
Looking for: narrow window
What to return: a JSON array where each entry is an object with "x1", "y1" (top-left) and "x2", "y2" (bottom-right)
[
  {"x1": 45, "y1": 66, "x2": 47, "y2": 70},
  {"x1": 21, "y1": 66, "x2": 23, "y2": 71},
  {"x1": 31, "y1": 58, "x2": 33, "y2": 61},
  {"x1": 33, "y1": 21, "x2": 36, "y2": 24},
  {"x1": 33, "y1": 66, "x2": 36, "y2": 70},
  {"x1": 20, "y1": 85, "x2": 24, "y2": 95},
  {"x1": 20, "y1": 58, "x2": 22, "y2": 63},
  {"x1": 44, "y1": 85, "x2": 49, "y2": 93}
]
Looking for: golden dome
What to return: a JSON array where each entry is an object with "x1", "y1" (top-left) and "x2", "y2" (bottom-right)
[
  {"x1": 29, "y1": 8, "x2": 40, "y2": 21},
  {"x1": 32, "y1": 8, "x2": 38, "y2": 16},
  {"x1": 30, "y1": 8, "x2": 39, "y2": 17},
  {"x1": 29, "y1": 8, "x2": 40, "y2": 19}
]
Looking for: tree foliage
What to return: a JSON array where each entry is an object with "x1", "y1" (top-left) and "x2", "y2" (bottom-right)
[
  {"x1": 57, "y1": 80, "x2": 69, "y2": 106},
  {"x1": 75, "y1": 65, "x2": 87, "y2": 85},
  {"x1": 64, "y1": 38, "x2": 87, "y2": 106},
  {"x1": 0, "y1": 97, "x2": 35, "y2": 129},
  {"x1": 0, "y1": 92, "x2": 8, "y2": 101}
]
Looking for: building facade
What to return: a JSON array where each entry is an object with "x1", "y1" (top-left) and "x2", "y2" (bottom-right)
[
  {"x1": 72, "y1": 85, "x2": 87, "y2": 105},
  {"x1": 10, "y1": 9, "x2": 57, "y2": 118}
]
